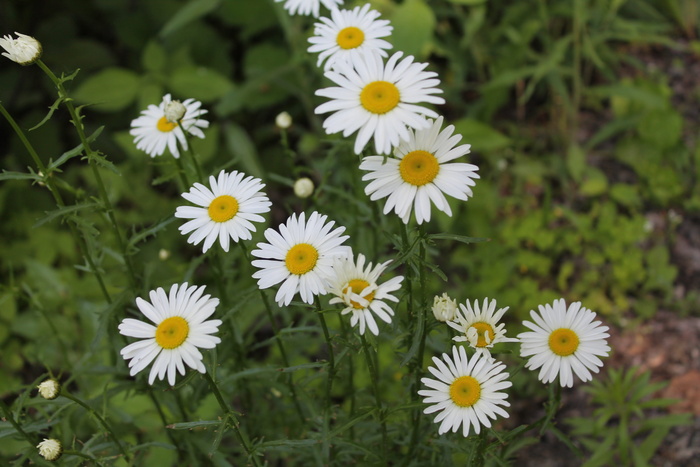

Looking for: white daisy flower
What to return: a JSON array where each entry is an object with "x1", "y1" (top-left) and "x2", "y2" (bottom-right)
[
  {"x1": 315, "y1": 51, "x2": 444, "y2": 155},
  {"x1": 517, "y1": 298, "x2": 611, "y2": 388},
  {"x1": 175, "y1": 170, "x2": 271, "y2": 253},
  {"x1": 119, "y1": 283, "x2": 222, "y2": 386},
  {"x1": 251, "y1": 211, "x2": 351, "y2": 306},
  {"x1": 360, "y1": 116, "x2": 479, "y2": 224},
  {"x1": 308, "y1": 4, "x2": 392, "y2": 72},
  {"x1": 419, "y1": 345, "x2": 512, "y2": 437},
  {"x1": 37, "y1": 438, "x2": 62, "y2": 461},
  {"x1": 0, "y1": 32, "x2": 42, "y2": 65},
  {"x1": 327, "y1": 253, "x2": 403, "y2": 335},
  {"x1": 275, "y1": 0, "x2": 342, "y2": 17},
  {"x1": 129, "y1": 93, "x2": 209, "y2": 158},
  {"x1": 447, "y1": 298, "x2": 517, "y2": 359}
]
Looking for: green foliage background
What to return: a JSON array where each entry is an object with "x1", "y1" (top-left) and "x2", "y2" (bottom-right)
[{"x1": 0, "y1": 0, "x2": 698, "y2": 465}]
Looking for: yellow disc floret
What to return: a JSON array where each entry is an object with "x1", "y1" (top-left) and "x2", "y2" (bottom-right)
[
  {"x1": 360, "y1": 81, "x2": 400, "y2": 114},
  {"x1": 470, "y1": 322, "x2": 496, "y2": 348},
  {"x1": 449, "y1": 375, "x2": 481, "y2": 407},
  {"x1": 344, "y1": 279, "x2": 375, "y2": 309},
  {"x1": 208, "y1": 195, "x2": 239, "y2": 223},
  {"x1": 548, "y1": 328, "x2": 580, "y2": 356},
  {"x1": 285, "y1": 243, "x2": 319, "y2": 275},
  {"x1": 399, "y1": 150, "x2": 440, "y2": 186},
  {"x1": 157, "y1": 116, "x2": 178, "y2": 133},
  {"x1": 155, "y1": 317, "x2": 190, "y2": 349},
  {"x1": 336, "y1": 26, "x2": 365, "y2": 49}
]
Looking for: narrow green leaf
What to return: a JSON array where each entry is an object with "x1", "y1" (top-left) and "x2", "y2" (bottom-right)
[
  {"x1": 329, "y1": 409, "x2": 375, "y2": 437},
  {"x1": 0, "y1": 170, "x2": 41, "y2": 182},
  {"x1": 167, "y1": 420, "x2": 222, "y2": 430},
  {"x1": 428, "y1": 233, "x2": 490, "y2": 244},
  {"x1": 29, "y1": 96, "x2": 65, "y2": 131},
  {"x1": 48, "y1": 126, "x2": 104, "y2": 171},
  {"x1": 34, "y1": 202, "x2": 100, "y2": 228}
]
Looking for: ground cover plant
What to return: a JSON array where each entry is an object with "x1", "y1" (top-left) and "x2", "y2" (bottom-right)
[{"x1": 0, "y1": 0, "x2": 698, "y2": 465}]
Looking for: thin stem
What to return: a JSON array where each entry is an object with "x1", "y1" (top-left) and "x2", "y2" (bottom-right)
[
  {"x1": 409, "y1": 224, "x2": 428, "y2": 455},
  {"x1": 360, "y1": 333, "x2": 387, "y2": 460},
  {"x1": 61, "y1": 392, "x2": 130, "y2": 461},
  {"x1": 202, "y1": 371, "x2": 261, "y2": 467},
  {"x1": 179, "y1": 128, "x2": 205, "y2": 183},
  {"x1": 173, "y1": 156, "x2": 191, "y2": 189},
  {"x1": 0, "y1": 400, "x2": 35, "y2": 445},
  {"x1": 339, "y1": 318, "x2": 356, "y2": 440},
  {"x1": 316, "y1": 303, "x2": 335, "y2": 463},
  {"x1": 63, "y1": 450, "x2": 101, "y2": 462}
]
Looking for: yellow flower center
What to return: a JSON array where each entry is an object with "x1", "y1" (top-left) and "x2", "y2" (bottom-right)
[
  {"x1": 360, "y1": 81, "x2": 400, "y2": 115},
  {"x1": 399, "y1": 150, "x2": 440, "y2": 186},
  {"x1": 155, "y1": 316, "x2": 189, "y2": 349},
  {"x1": 470, "y1": 322, "x2": 496, "y2": 348},
  {"x1": 336, "y1": 26, "x2": 365, "y2": 49},
  {"x1": 285, "y1": 243, "x2": 319, "y2": 275},
  {"x1": 344, "y1": 279, "x2": 375, "y2": 309},
  {"x1": 157, "y1": 116, "x2": 178, "y2": 133},
  {"x1": 207, "y1": 195, "x2": 239, "y2": 223},
  {"x1": 548, "y1": 328, "x2": 580, "y2": 356},
  {"x1": 449, "y1": 375, "x2": 481, "y2": 408}
]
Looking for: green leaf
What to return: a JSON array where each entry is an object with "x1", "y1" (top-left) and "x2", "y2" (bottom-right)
[
  {"x1": 579, "y1": 168, "x2": 608, "y2": 197},
  {"x1": 160, "y1": 0, "x2": 221, "y2": 38},
  {"x1": 257, "y1": 439, "x2": 320, "y2": 451},
  {"x1": 427, "y1": 233, "x2": 489, "y2": 244},
  {"x1": 610, "y1": 183, "x2": 641, "y2": 209},
  {"x1": 142, "y1": 41, "x2": 166, "y2": 73},
  {"x1": 637, "y1": 110, "x2": 683, "y2": 150},
  {"x1": 34, "y1": 202, "x2": 100, "y2": 228},
  {"x1": 452, "y1": 118, "x2": 510, "y2": 152},
  {"x1": 48, "y1": 126, "x2": 104, "y2": 171},
  {"x1": 567, "y1": 144, "x2": 586, "y2": 182},
  {"x1": 167, "y1": 420, "x2": 221, "y2": 430},
  {"x1": 29, "y1": 96, "x2": 65, "y2": 131},
  {"x1": 169, "y1": 66, "x2": 234, "y2": 103},
  {"x1": 73, "y1": 68, "x2": 140, "y2": 112},
  {"x1": 0, "y1": 170, "x2": 41, "y2": 182},
  {"x1": 390, "y1": 0, "x2": 435, "y2": 58},
  {"x1": 587, "y1": 84, "x2": 668, "y2": 110},
  {"x1": 223, "y1": 123, "x2": 264, "y2": 178}
]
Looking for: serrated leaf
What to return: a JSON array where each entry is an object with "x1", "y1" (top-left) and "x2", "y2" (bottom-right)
[
  {"x1": 0, "y1": 170, "x2": 41, "y2": 182},
  {"x1": 34, "y1": 202, "x2": 100, "y2": 228},
  {"x1": 29, "y1": 96, "x2": 65, "y2": 131},
  {"x1": 48, "y1": 126, "x2": 104, "y2": 171}
]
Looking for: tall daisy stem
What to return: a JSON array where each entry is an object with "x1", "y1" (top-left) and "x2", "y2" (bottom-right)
[
  {"x1": 202, "y1": 371, "x2": 261, "y2": 466},
  {"x1": 360, "y1": 333, "x2": 387, "y2": 460},
  {"x1": 179, "y1": 129, "x2": 205, "y2": 183},
  {"x1": 0, "y1": 400, "x2": 35, "y2": 445},
  {"x1": 316, "y1": 302, "x2": 335, "y2": 462},
  {"x1": 61, "y1": 392, "x2": 130, "y2": 461},
  {"x1": 409, "y1": 224, "x2": 428, "y2": 453}
]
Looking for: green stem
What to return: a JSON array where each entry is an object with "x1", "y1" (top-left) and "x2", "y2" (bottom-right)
[
  {"x1": 409, "y1": 224, "x2": 428, "y2": 455},
  {"x1": 0, "y1": 400, "x2": 35, "y2": 445},
  {"x1": 202, "y1": 371, "x2": 261, "y2": 467},
  {"x1": 0, "y1": 102, "x2": 112, "y2": 304},
  {"x1": 360, "y1": 333, "x2": 387, "y2": 460},
  {"x1": 36, "y1": 59, "x2": 139, "y2": 289},
  {"x1": 317, "y1": 303, "x2": 335, "y2": 463},
  {"x1": 61, "y1": 392, "x2": 130, "y2": 461},
  {"x1": 179, "y1": 128, "x2": 205, "y2": 183},
  {"x1": 339, "y1": 318, "x2": 356, "y2": 440},
  {"x1": 63, "y1": 450, "x2": 101, "y2": 462},
  {"x1": 173, "y1": 156, "x2": 191, "y2": 189}
]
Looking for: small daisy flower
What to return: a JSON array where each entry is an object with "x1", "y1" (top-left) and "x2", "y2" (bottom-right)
[
  {"x1": 251, "y1": 211, "x2": 351, "y2": 306},
  {"x1": 419, "y1": 345, "x2": 512, "y2": 437},
  {"x1": 275, "y1": 0, "x2": 342, "y2": 17},
  {"x1": 37, "y1": 379, "x2": 60, "y2": 400},
  {"x1": 315, "y1": 51, "x2": 444, "y2": 155},
  {"x1": 119, "y1": 283, "x2": 222, "y2": 386},
  {"x1": 37, "y1": 438, "x2": 62, "y2": 461},
  {"x1": 447, "y1": 298, "x2": 517, "y2": 359},
  {"x1": 0, "y1": 32, "x2": 42, "y2": 65},
  {"x1": 432, "y1": 293, "x2": 458, "y2": 322},
  {"x1": 129, "y1": 93, "x2": 208, "y2": 158},
  {"x1": 308, "y1": 4, "x2": 392, "y2": 71},
  {"x1": 327, "y1": 253, "x2": 403, "y2": 335},
  {"x1": 517, "y1": 298, "x2": 611, "y2": 388},
  {"x1": 175, "y1": 170, "x2": 271, "y2": 253},
  {"x1": 360, "y1": 116, "x2": 479, "y2": 224}
]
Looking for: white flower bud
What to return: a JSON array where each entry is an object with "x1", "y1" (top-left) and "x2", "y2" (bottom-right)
[
  {"x1": 0, "y1": 32, "x2": 42, "y2": 65},
  {"x1": 432, "y1": 293, "x2": 457, "y2": 322},
  {"x1": 164, "y1": 100, "x2": 186, "y2": 123},
  {"x1": 37, "y1": 379, "x2": 60, "y2": 400},
  {"x1": 158, "y1": 249, "x2": 171, "y2": 261},
  {"x1": 37, "y1": 438, "x2": 62, "y2": 461},
  {"x1": 293, "y1": 177, "x2": 314, "y2": 198},
  {"x1": 275, "y1": 111, "x2": 292, "y2": 129}
]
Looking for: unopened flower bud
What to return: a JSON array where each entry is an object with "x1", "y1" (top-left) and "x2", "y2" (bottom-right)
[
  {"x1": 158, "y1": 249, "x2": 170, "y2": 261},
  {"x1": 294, "y1": 177, "x2": 314, "y2": 198},
  {"x1": 37, "y1": 438, "x2": 62, "y2": 461},
  {"x1": 275, "y1": 111, "x2": 292, "y2": 129},
  {"x1": 37, "y1": 379, "x2": 60, "y2": 400},
  {"x1": 164, "y1": 100, "x2": 186, "y2": 123},
  {"x1": 0, "y1": 32, "x2": 42, "y2": 65},
  {"x1": 432, "y1": 293, "x2": 457, "y2": 322}
]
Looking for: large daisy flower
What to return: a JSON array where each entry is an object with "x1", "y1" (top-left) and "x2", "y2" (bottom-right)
[
  {"x1": 315, "y1": 51, "x2": 444, "y2": 155},
  {"x1": 517, "y1": 298, "x2": 611, "y2": 388},
  {"x1": 275, "y1": 0, "x2": 342, "y2": 17},
  {"x1": 119, "y1": 283, "x2": 222, "y2": 386},
  {"x1": 175, "y1": 170, "x2": 271, "y2": 253},
  {"x1": 360, "y1": 116, "x2": 479, "y2": 224},
  {"x1": 447, "y1": 298, "x2": 517, "y2": 359},
  {"x1": 419, "y1": 345, "x2": 512, "y2": 437},
  {"x1": 129, "y1": 94, "x2": 208, "y2": 158},
  {"x1": 251, "y1": 211, "x2": 351, "y2": 306},
  {"x1": 327, "y1": 253, "x2": 403, "y2": 335},
  {"x1": 308, "y1": 4, "x2": 392, "y2": 71}
]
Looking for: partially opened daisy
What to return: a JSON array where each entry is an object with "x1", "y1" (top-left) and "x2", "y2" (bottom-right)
[
  {"x1": 419, "y1": 345, "x2": 512, "y2": 437},
  {"x1": 0, "y1": 32, "x2": 42, "y2": 65},
  {"x1": 447, "y1": 298, "x2": 517, "y2": 359},
  {"x1": 327, "y1": 253, "x2": 403, "y2": 335},
  {"x1": 175, "y1": 170, "x2": 271, "y2": 253},
  {"x1": 518, "y1": 298, "x2": 611, "y2": 388},
  {"x1": 251, "y1": 211, "x2": 351, "y2": 306},
  {"x1": 315, "y1": 51, "x2": 444, "y2": 155},
  {"x1": 119, "y1": 283, "x2": 222, "y2": 386},
  {"x1": 130, "y1": 94, "x2": 209, "y2": 158},
  {"x1": 360, "y1": 116, "x2": 479, "y2": 224},
  {"x1": 275, "y1": 0, "x2": 342, "y2": 17},
  {"x1": 308, "y1": 4, "x2": 392, "y2": 71}
]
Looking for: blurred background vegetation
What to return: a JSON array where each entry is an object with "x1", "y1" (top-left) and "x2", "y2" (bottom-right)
[{"x1": 1, "y1": 0, "x2": 698, "y2": 464}]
